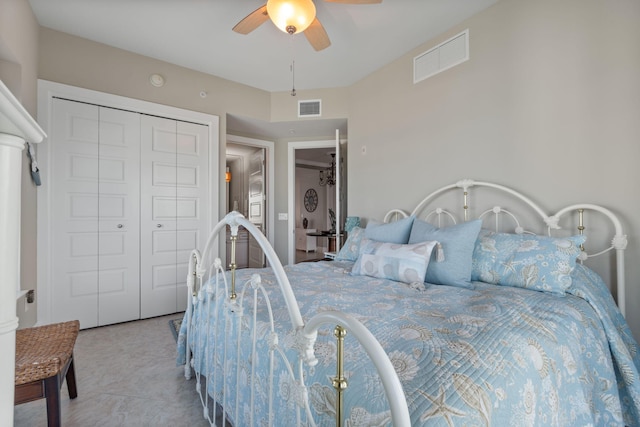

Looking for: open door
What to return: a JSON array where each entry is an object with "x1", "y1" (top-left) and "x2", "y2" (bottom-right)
[
  {"x1": 335, "y1": 129, "x2": 347, "y2": 251},
  {"x1": 248, "y1": 148, "x2": 266, "y2": 268}
]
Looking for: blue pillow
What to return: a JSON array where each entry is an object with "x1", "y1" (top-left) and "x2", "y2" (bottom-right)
[
  {"x1": 471, "y1": 230, "x2": 586, "y2": 295},
  {"x1": 335, "y1": 226, "x2": 364, "y2": 261},
  {"x1": 351, "y1": 238, "x2": 438, "y2": 284},
  {"x1": 408, "y1": 219, "x2": 482, "y2": 288},
  {"x1": 365, "y1": 215, "x2": 415, "y2": 244}
]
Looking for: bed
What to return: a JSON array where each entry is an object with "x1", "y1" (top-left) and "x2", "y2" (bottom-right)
[{"x1": 177, "y1": 179, "x2": 640, "y2": 426}]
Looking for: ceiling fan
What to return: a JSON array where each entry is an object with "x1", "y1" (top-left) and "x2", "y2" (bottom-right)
[{"x1": 233, "y1": 0, "x2": 382, "y2": 52}]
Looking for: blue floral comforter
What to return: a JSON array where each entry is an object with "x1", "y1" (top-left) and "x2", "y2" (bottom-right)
[{"x1": 177, "y1": 261, "x2": 640, "y2": 426}]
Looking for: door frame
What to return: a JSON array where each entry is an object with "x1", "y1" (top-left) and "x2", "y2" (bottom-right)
[
  {"x1": 36, "y1": 79, "x2": 219, "y2": 326},
  {"x1": 226, "y1": 134, "x2": 275, "y2": 249},
  {"x1": 287, "y1": 139, "x2": 336, "y2": 265}
]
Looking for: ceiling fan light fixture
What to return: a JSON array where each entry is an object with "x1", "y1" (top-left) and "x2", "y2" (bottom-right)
[{"x1": 266, "y1": 0, "x2": 316, "y2": 34}]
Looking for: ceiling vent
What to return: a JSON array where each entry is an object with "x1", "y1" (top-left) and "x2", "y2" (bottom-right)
[
  {"x1": 414, "y1": 29, "x2": 469, "y2": 84},
  {"x1": 298, "y1": 99, "x2": 321, "y2": 118}
]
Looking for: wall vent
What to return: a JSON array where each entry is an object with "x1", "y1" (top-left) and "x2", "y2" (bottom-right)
[
  {"x1": 414, "y1": 29, "x2": 469, "y2": 84},
  {"x1": 298, "y1": 99, "x2": 321, "y2": 118}
]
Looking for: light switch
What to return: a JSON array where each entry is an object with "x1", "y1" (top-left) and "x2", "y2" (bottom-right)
[{"x1": 278, "y1": 213, "x2": 288, "y2": 220}]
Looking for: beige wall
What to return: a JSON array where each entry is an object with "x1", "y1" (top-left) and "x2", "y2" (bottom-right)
[
  {"x1": 3, "y1": 0, "x2": 639, "y2": 341},
  {"x1": 0, "y1": 0, "x2": 39, "y2": 110},
  {"x1": 347, "y1": 0, "x2": 640, "y2": 339},
  {"x1": 0, "y1": 0, "x2": 41, "y2": 328},
  {"x1": 35, "y1": 28, "x2": 347, "y2": 301}
]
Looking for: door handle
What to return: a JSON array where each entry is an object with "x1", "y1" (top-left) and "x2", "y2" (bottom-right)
[
  {"x1": 156, "y1": 224, "x2": 163, "y2": 228},
  {"x1": 117, "y1": 224, "x2": 123, "y2": 229}
]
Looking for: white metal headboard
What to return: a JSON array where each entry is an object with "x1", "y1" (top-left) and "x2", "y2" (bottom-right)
[{"x1": 383, "y1": 179, "x2": 628, "y2": 317}]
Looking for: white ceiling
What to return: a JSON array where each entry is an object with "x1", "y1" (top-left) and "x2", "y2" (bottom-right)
[
  {"x1": 27, "y1": 0, "x2": 497, "y2": 142},
  {"x1": 28, "y1": 0, "x2": 497, "y2": 93}
]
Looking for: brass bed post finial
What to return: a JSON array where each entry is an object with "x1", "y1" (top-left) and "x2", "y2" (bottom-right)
[
  {"x1": 332, "y1": 325, "x2": 348, "y2": 427},
  {"x1": 578, "y1": 209, "x2": 585, "y2": 252},
  {"x1": 230, "y1": 234, "x2": 237, "y2": 300}
]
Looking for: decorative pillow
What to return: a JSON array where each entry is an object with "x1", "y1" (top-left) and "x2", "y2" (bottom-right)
[
  {"x1": 365, "y1": 215, "x2": 415, "y2": 244},
  {"x1": 335, "y1": 226, "x2": 364, "y2": 262},
  {"x1": 471, "y1": 230, "x2": 586, "y2": 295},
  {"x1": 408, "y1": 219, "x2": 482, "y2": 288},
  {"x1": 351, "y1": 238, "x2": 437, "y2": 284}
]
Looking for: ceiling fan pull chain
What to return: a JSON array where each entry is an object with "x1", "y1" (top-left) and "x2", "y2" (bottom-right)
[
  {"x1": 291, "y1": 60, "x2": 296, "y2": 96},
  {"x1": 290, "y1": 35, "x2": 297, "y2": 96}
]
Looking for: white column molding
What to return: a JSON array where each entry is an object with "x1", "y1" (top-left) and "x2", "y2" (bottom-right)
[{"x1": 0, "y1": 80, "x2": 46, "y2": 427}]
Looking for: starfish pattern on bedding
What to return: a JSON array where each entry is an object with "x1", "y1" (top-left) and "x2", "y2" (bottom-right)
[
  {"x1": 501, "y1": 259, "x2": 520, "y2": 275},
  {"x1": 418, "y1": 385, "x2": 466, "y2": 427}
]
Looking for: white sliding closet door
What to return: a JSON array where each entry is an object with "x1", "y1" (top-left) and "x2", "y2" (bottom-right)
[
  {"x1": 50, "y1": 98, "x2": 141, "y2": 328},
  {"x1": 140, "y1": 116, "x2": 209, "y2": 318}
]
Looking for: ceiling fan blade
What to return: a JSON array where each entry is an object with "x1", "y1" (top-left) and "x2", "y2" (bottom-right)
[
  {"x1": 304, "y1": 18, "x2": 331, "y2": 51},
  {"x1": 232, "y1": 4, "x2": 269, "y2": 35},
  {"x1": 324, "y1": 0, "x2": 382, "y2": 4}
]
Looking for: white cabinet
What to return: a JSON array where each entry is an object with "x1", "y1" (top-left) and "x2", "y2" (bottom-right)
[
  {"x1": 296, "y1": 228, "x2": 317, "y2": 252},
  {"x1": 44, "y1": 98, "x2": 211, "y2": 328}
]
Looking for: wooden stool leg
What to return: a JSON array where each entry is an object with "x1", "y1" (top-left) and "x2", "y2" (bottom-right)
[
  {"x1": 66, "y1": 355, "x2": 78, "y2": 399},
  {"x1": 44, "y1": 375, "x2": 62, "y2": 427}
]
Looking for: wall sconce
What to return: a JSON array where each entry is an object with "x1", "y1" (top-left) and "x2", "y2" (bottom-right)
[{"x1": 225, "y1": 167, "x2": 231, "y2": 183}]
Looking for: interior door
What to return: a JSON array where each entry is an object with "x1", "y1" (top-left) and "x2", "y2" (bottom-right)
[
  {"x1": 336, "y1": 129, "x2": 347, "y2": 250},
  {"x1": 248, "y1": 148, "x2": 266, "y2": 268},
  {"x1": 140, "y1": 115, "x2": 209, "y2": 317},
  {"x1": 97, "y1": 106, "x2": 141, "y2": 326},
  {"x1": 176, "y1": 121, "x2": 210, "y2": 310},
  {"x1": 141, "y1": 115, "x2": 178, "y2": 318},
  {"x1": 50, "y1": 99, "x2": 141, "y2": 328},
  {"x1": 51, "y1": 99, "x2": 99, "y2": 328}
]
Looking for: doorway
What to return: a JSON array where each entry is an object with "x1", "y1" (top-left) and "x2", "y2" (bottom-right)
[
  {"x1": 226, "y1": 135, "x2": 274, "y2": 269},
  {"x1": 295, "y1": 147, "x2": 337, "y2": 263},
  {"x1": 287, "y1": 135, "x2": 346, "y2": 265}
]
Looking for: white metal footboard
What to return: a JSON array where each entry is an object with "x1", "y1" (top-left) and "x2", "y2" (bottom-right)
[{"x1": 183, "y1": 211, "x2": 410, "y2": 427}]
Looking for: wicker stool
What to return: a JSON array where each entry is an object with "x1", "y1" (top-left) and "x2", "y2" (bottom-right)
[{"x1": 15, "y1": 320, "x2": 80, "y2": 427}]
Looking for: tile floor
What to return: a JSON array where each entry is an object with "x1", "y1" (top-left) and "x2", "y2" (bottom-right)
[{"x1": 14, "y1": 314, "x2": 210, "y2": 426}]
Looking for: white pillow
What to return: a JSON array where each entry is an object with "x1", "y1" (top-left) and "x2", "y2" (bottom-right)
[{"x1": 351, "y1": 238, "x2": 437, "y2": 284}]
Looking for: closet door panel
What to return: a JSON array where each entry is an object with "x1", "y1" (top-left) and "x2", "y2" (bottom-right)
[
  {"x1": 51, "y1": 99, "x2": 100, "y2": 328},
  {"x1": 140, "y1": 117, "x2": 209, "y2": 317},
  {"x1": 141, "y1": 116, "x2": 178, "y2": 318},
  {"x1": 97, "y1": 107, "x2": 141, "y2": 326},
  {"x1": 176, "y1": 121, "x2": 209, "y2": 311}
]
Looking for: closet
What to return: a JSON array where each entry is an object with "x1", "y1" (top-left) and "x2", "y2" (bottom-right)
[{"x1": 44, "y1": 96, "x2": 212, "y2": 328}]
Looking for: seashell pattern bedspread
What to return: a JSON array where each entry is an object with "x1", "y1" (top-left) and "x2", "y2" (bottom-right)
[{"x1": 178, "y1": 261, "x2": 640, "y2": 426}]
